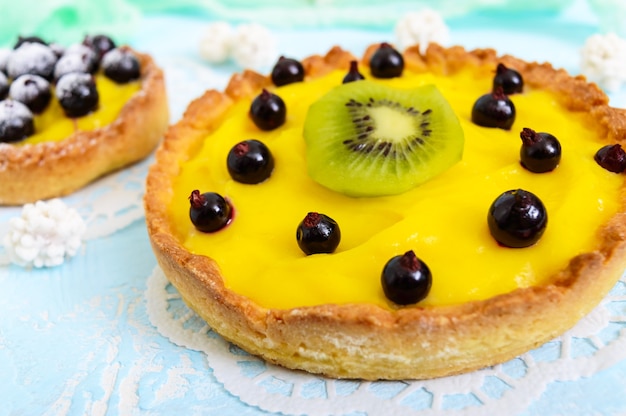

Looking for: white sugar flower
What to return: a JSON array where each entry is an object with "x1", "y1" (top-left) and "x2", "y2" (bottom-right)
[
  {"x1": 198, "y1": 21, "x2": 234, "y2": 64},
  {"x1": 580, "y1": 33, "x2": 626, "y2": 92},
  {"x1": 3, "y1": 199, "x2": 86, "y2": 268},
  {"x1": 395, "y1": 9, "x2": 450, "y2": 54},
  {"x1": 230, "y1": 23, "x2": 277, "y2": 69}
]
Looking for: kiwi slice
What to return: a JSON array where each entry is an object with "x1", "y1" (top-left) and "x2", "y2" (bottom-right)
[{"x1": 303, "y1": 80, "x2": 464, "y2": 197}]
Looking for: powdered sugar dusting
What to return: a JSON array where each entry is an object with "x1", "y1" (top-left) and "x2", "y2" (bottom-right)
[
  {"x1": 9, "y1": 74, "x2": 50, "y2": 103},
  {"x1": 101, "y1": 48, "x2": 125, "y2": 67},
  {"x1": 62, "y1": 44, "x2": 97, "y2": 69},
  {"x1": 64, "y1": 43, "x2": 95, "y2": 58},
  {"x1": 0, "y1": 99, "x2": 33, "y2": 120},
  {"x1": 54, "y1": 53, "x2": 92, "y2": 80},
  {"x1": 55, "y1": 72, "x2": 93, "y2": 100},
  {"x1": 6, "y1": 42, "x2": 57, "y2": 80}
]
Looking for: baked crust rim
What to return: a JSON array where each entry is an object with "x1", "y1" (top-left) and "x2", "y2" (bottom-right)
[
  {"x1": 145, "y1": 43, "x2": 626, "y2": 380},
  {"x1": 0, "y1": 48, "x2": 169, "y2": 205}
]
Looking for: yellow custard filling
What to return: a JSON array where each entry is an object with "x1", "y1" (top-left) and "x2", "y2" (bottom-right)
[
  {"x1": 168, "y1": 66, "x2": 623, "y2": 310},
  {"x1": 19, "y1": 74, "x2": 140, "y2": 145}
]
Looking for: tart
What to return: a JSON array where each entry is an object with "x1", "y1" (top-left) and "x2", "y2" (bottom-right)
[
  {"x1": 145, "y1": 43, "x2": 626, "y2": 380},
  {"x1": 0, "y1": 39, "x2": 168, "y2": 205}
]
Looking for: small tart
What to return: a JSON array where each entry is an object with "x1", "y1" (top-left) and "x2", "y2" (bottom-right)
[
  {"x1": 0, "y1": 49, "x2": 169, "y2": 205},
  {"x1": 145, "y1": 44, "x2": 626, "y2": 380}
]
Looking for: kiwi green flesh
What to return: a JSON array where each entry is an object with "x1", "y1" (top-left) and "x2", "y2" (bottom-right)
[{"x1": 303, "y1": 80, "x2": 465, "y2": 197}]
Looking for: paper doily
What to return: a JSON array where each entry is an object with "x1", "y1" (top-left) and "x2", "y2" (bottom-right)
[{"x1": 145, "y1": 266, "x2": 626, "y2": 415}]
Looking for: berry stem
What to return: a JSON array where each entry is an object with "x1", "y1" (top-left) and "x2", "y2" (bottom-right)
[
  {"x1": 513, "y1": 189, "x2": 532, "y2": 207},
  {"x1": 233, "y1": 141, "x2": 249, "y2": 157},
  {"x1": 303, "y1": 212, "x2": 321, "y2": 228},
  {"x1": 520, "y1": 127, "x2": 539, "y2": 146},
  {"x1": 189, "y1": 190, "x2": 205, "y2": 209},
  {"x1": 496, "y1": 63, "x2": 508, "y2": 75},
  {"x1": 260, "y1": 89, "x2": 271, "y2": 101},
  {"x1": 492, "y1": 86, "x2": 507, "y2": 100},
  {"x1": 399, "y1": 250, "x2": 419, "y2": 271}
]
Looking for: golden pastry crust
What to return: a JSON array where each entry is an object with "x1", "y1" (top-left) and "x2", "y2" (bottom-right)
[
  {"x1": 0, "y1": 49, "x2": 169, "y2": 205},
  {"x1": 145, "y1": 44, "x2": 626, "y2": 380}
]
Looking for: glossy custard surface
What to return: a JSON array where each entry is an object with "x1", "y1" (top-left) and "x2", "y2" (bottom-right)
[
  {"x1": 20, "y1": 74, "x2": 140, "y2": 145},
  {"x1": 168, "y1": 66, "x2": 623, "y2": 310}
]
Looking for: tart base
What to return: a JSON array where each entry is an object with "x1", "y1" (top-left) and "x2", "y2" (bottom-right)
[
  {"x1": 149, "y1": 221, "x2": 626, "y2": 380},
  {"x1": 0, "y1": 50, "x2": 169, "y2": 205},
  {"x1": 145, "y1": 44, "x2": 626, "y2": 380}
]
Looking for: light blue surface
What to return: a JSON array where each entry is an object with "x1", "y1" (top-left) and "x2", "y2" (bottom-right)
[{"x1": 2, "y1": 3, "x2": 626, "y2": 415}]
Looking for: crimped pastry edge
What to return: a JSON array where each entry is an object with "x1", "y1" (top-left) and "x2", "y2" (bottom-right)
[
  {"x1": 145, "y1": 43, "x2": 626, "y2": 380},
  {"x1": 0, "y1": 48, "x2": 169, "y2": 205}
]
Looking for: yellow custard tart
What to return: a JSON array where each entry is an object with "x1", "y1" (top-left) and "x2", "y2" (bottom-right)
[
  {"x1": 0, "y1": 39, "x2": 169, "y2": 205},
  {"x1": 145, "y1": 44, "x2": 626, "y2": 380}
]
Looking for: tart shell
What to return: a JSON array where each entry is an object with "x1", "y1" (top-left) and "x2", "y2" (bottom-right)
[
  {"x1": 0, "y1": 49, "x2": 169, "y2": 205},
  {"x1": 145, "y1": 44, "x2": 626, "y2": 380}
]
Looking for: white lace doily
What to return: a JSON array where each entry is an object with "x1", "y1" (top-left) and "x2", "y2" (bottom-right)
[{"x1": 145, "y1": 266, "x2": 626, "y2": 415}]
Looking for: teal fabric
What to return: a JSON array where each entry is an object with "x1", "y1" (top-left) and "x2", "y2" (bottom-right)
[{"x1": 1, "y1": 0, "x2": 625, "y2": 46}]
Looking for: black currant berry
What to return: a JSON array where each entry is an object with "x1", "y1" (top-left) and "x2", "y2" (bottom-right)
[
  {"x1": 0, "y1": 49, "x2": 10, "y2": 75},
  {"x1": 6, "y1": 42, "x2": 57, "y2": 81},
  {"x1": 381, "y1": 250, "x2": 432, "y2": 305},
  {"x1": 83, "y1": 34, "x2": 116, "y2": 61},
  {"x1": 49, "y1": 43, "x2": 66, "y2": 59},
  {"x1": 0, "y1": 72, "x2": 9, "y2": 100},
  {"x1": 296, "y1": 212, "x2": 341, "y2": 255},
  {"x1": 0, "y1": 99, "x2": 35, "y2": 143},
  {"x1": 63, "y1": 44, "x2": 99, "y2": 73},
  {"x1": 471, "y1": 87, "x2": 516, "y2": 130},
  {"x1": 54, "y1": 47, "x2": 99, "y2": 82},
  {"x1": 55, "y1": 72, "x2": 99, "y2": 118},
  {"x1": 519, "y1": 127, "x2": 561, "y2": 173},
  {"x1": 271, "y1": 56, "x2": 305, "y2": 86},
  {"x1": 249, "y1": 89, "x2": 286, "y2": 131},
  {"x1": 369, "y1": 42, "x2": 404, "y2": 79},
  {"x1": 488, "y1": 189, "x2": 547, "y2": 248},
  {"x1": 102, "y1": 48, "x2": 141, "y2": 84},
  {"x1": 594, "y1": 144, "x2": 626, "y2": 173},
  {"x1": 227, "y1": 139, "x2": 274, "y2": 184},
  {"x1": 342, "y1": 60, "x2": 365, "y2": 84},
  {"x1": 493, "y1": 63, "x2": 523, "y2": 95},
  {"x1": 13, "y1": 36, "x2": 47, "y2": 49},
  {"x1": 9, "y1": 74, "x2": 51, "y2": 114},
  {"x1": 188, "y1": 190, "x2": 233, "y2": 233}
]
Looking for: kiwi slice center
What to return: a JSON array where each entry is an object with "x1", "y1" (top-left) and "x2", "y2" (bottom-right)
[
  {"x1": 304, "y1": 81, "x2": 463, "y2": 197},
  {"x1": 344, "y1": 98, "x2": 431, "y2": 157}
]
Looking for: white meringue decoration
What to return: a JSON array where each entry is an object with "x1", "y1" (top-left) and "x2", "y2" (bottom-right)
[
  {"x1": 230, "y1": 23, "x2": 277, "y2": 69},
  {"x1": 580, "y1": 33, "x2": 626, "y2": 92},
  {"x1": 198, "y1": 21, "x2": 235, "y2": 64},
  {"x1": 3, "y1": 199, "x2": 86, "y2": 268},
  {"x1": 395, "y1": 9, "x2": 450, "y2": 54}
]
